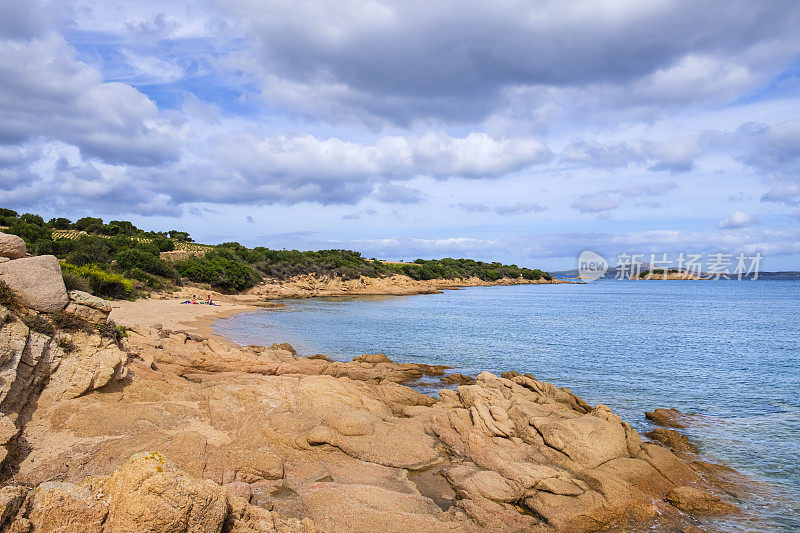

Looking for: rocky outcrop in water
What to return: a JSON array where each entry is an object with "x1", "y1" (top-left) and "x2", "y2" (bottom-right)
[{"x1": 646, "y1": 407, "x2": 688, "y2": 428}]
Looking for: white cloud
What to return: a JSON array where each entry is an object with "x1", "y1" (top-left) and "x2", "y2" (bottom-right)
[
  {"x1": 217, "y1": 0, "x2": 800, "y2": 124},
  {"x1": 718, "y1": 210, "x2": 757, "y2": 229},
  {"x1": 0, "y1": 34, "x2": 184, "y2": 165},
  {"x1": 560, "y1": 137, "x2": 699, "y2": 173},
  {"x1": 571, "y1": 193, "x2": 623, "y2": 214}
]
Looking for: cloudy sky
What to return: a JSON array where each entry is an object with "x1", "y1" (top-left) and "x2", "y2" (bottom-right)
[{"x1": 2, "y1": 1, "x2": 800, "y2": 269}]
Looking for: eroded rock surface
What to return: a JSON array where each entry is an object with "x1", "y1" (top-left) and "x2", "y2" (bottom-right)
[
  {"x1": 0, "y1": 281, "x2": 746, "y2": 533},
  {"x1": 2, "y1": 452, "x2": 312, "y2": 532},
  {"x1": 64, "y1": 291, "x2": 112, "y2": 323},
  {"x1": 0, "y1": 308, "x2": 129, "y2": 473},
  {"x1": 0, "y1": 309, "x2": 743, "y2": 532}
]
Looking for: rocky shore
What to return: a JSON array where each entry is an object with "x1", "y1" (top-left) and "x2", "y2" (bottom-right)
[
  {"x1": 0, "y1": 236, "x2": 743, "y2": 532},
  {"x1": 244, "y1": 273, "x2": 569, "y2": 300}
]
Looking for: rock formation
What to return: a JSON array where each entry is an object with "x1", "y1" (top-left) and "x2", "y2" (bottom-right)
[
  {"x1": 645, "y1": 407, "x2": 687, "y2": 428},
  {"x1": 0, "y1": 305, "x2": 128, "y2": 474},
  {"x1": 0, "y1": 277, "x2": 743, "y2": 531},
  {"x1": 64, "y1": 290, "x2": 113, "y2": 322}
]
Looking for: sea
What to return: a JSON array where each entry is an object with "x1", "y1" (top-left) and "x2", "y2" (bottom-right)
[{"x1": 213, "y1": 279, "x2": 800, "y2": 531}]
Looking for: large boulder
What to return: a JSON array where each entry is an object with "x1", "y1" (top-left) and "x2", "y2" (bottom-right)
[
  {"x1": 0, "y1": 233, "x2": 25, "y2": 259},
  {"x1": 0, "y1": 255, "x2": 68, "y2": 312}
]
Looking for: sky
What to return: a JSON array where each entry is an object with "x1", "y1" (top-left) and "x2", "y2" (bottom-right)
[{"x1": 1, "y1": 1, "x2": 800, "y2": 270}]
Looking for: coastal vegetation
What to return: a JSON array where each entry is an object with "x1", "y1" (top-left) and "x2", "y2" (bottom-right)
[{"x1": 0, "y1": 207, "x2": 553, "y2": 297}]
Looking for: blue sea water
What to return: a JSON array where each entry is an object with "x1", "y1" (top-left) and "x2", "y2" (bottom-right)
[{"x1": 214, "y1": 279, "x2": 800, "y2": 531}]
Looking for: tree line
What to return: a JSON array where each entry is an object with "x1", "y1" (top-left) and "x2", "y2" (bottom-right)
[{"x1": 1, "y1": 208, "x2": 552, "y2": 298}]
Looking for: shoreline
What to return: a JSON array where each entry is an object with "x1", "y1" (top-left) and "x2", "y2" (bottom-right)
[
  {"x1": 110, "y1": 274, "x2": 570, "y2": 348},
  {"x1": 9, "y1": 277, "x2": 749, "y2": 531},
  {"x1": 243, "y1": 273, "x2": 571, "y2": 300}
]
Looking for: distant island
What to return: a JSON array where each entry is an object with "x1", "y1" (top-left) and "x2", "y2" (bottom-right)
[
  {"x1": 553, "y1": 265, "x2": 800, "y2": 281},
  {"x1": 635, "y1": 268, "x2": 704, "y2": 280}
]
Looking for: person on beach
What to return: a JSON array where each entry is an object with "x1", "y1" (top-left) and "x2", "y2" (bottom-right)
[
  {"x1": 191, "y1": 294, "x2": 198, "y2": 304},
  {"x1": 205, "y1": 294, "x2": 212, "y2": 305}
]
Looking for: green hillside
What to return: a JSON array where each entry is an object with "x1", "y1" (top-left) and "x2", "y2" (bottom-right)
[{"x1": 0, "y1": 208, "x2": 552, "y2": 298}]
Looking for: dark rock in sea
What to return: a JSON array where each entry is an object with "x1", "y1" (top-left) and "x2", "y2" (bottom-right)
[
  {"x1": 269, "y1": 342, "x2": 296, "y2": 354},
  {"x1": 353, "y1": 353, "x2": 392, "y2": 364},
  {"x1": 645, "y1": 427, "x2": 697, "y2": 452},
  {"x1": 666, "y1": 485, "x2": 738, "y2": 515},
  {"x1": 646, "y1": 407, "x2": 687, "y2": 428},
  {"x1": 440, "y1": 373, "x2": 476, "y2": 384}
]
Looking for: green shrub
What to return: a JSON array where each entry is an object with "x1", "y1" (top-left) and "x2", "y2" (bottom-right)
[
  {"x1": 151, "y1": 236, "x2": 175, "y2": 252},
  {"x1": 62, "y1": 269, "x2": 92, "y2": 293},
  {"x1": 74, "y1": 216, "x2": 103, "y2": 233},
  {"x1": 107, "y1": 234, "x2": 135, "y2": 254},
  {"x1": 51, "y1": 238, "x2": 75, "y2": 259},
  {"x1": 96, "y1": 320, "x2": 127, "y2": 344},
  {"x1": 61, "y1": 263, "x2": 134, "y2": 300},
  {"x1": 57, "y1": 337, "x2": 77, "y2": 353},
  {"x1": 135, "y1": 241, "x2": 161, "y2": 256},
  {"x1": 51, "y1": 311, "x2": 90, "y2": 331},
  {"x1": 107, "y1": 220, "x2": 138, "y2": 236},
  {"x1": 5, "y1": 222, "x2": 51, "y2": 245},
  {"x1": 65, "y1": 236, "x2": 111, "y2": 266},
  {"x1": 19, "y1": 213, "x2": 45, "y2": 226},
  {"x1": 48, "y1": 217, "x2": 72, "y2": 229},
  {"x1": 115, "y1": 248, "x2": 176, "y2": 279},
  {"x1": 168, "y1": 230, "x2": 192, "y2": 242},
  {"x1": 33, "y1": 238, "x2": 54, "y2": 255},
  {"x1": 125, "y1": 267, "x2": 170, "y2": 290},
  {"x1": 0, "y1": 280, "x2": 16, "y2": 307},
  {"x1": 175, "y1": 251, "x2": 262, "y2": 291},
  {"x1": 23, "y1": 315, "x2": 55, "y2": 336}
]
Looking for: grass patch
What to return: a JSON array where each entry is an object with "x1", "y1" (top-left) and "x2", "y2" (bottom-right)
[
  {"x1": 50, "y1": 310, "x2": 90, "y2": 332},
  {"x1": 57, "y1": 337, "x2": 77, "y2": 353},
  {"x1": 96, "y1": 320, "x2": 128, "y2": 344},
  {"x1": 22, "y1": 315, "x2": 55, "y2": 336},
  {"x1": 0, "y1": 280, "x2": 16, "y2": 308}
]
